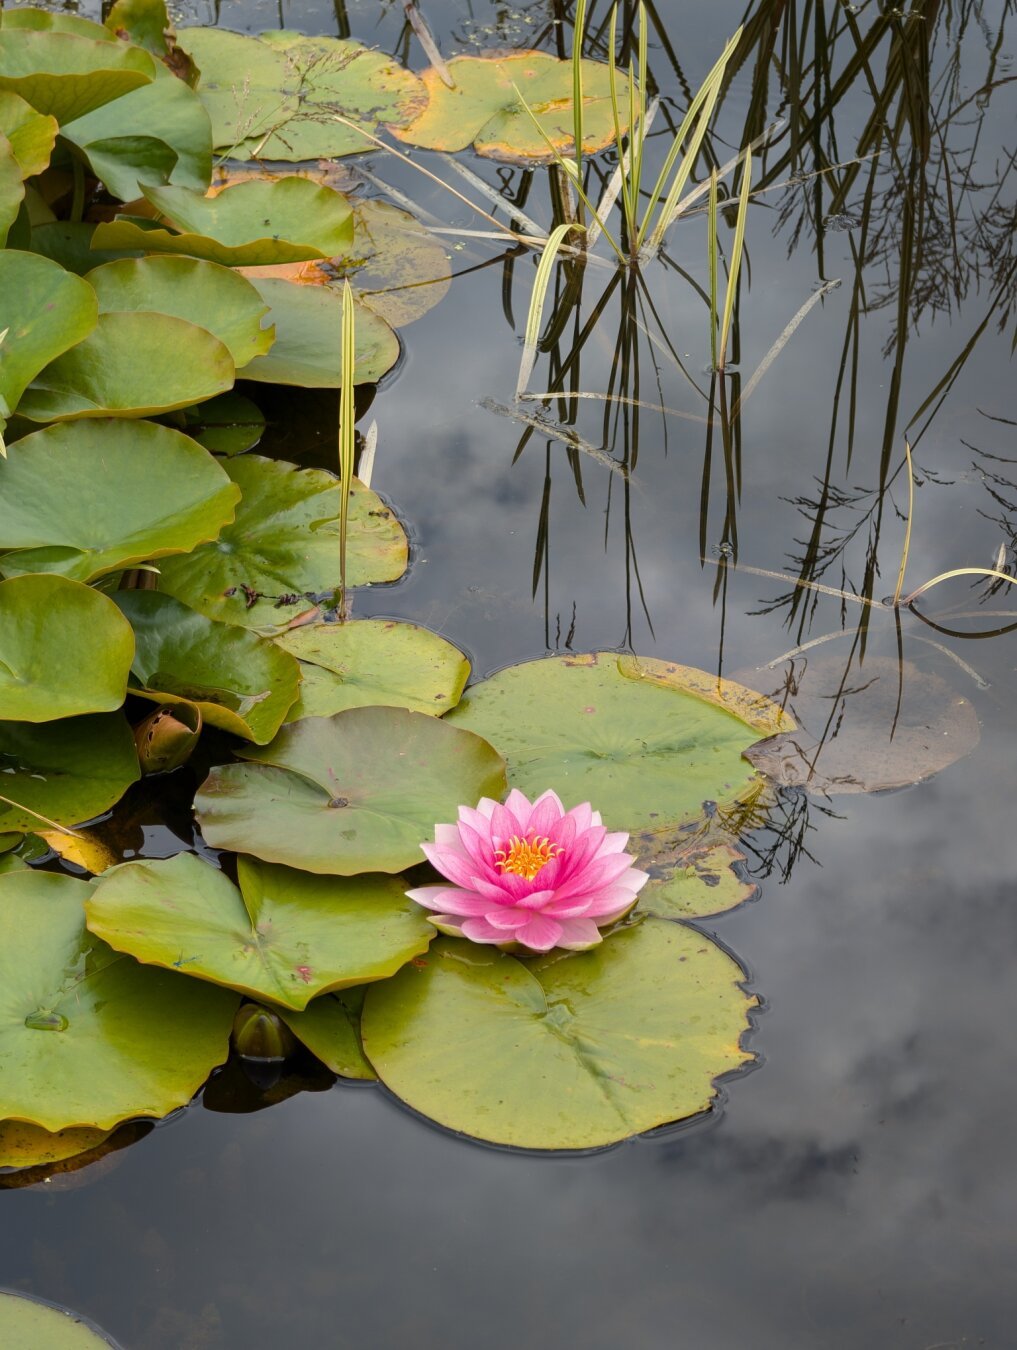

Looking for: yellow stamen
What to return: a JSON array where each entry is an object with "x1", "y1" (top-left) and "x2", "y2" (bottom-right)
[{"x1": 494, "y1": 834, "x2": 563, "y2": 881}]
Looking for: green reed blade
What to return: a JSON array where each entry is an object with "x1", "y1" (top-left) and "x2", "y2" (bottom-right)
[
  {"x1": 717, "y1": 146, "x2": 751, "y2": 370},
  {"x1": 517, "y1": 220, "x2": 587, "y2": 397},
  {"x1": 708, "y1": 167, "x2": 718, "y2": 369},
  {"x1": 337, "y1": 279, "x2": 356, "y2": 611}
]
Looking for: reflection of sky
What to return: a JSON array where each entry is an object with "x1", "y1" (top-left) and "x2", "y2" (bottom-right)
[{"x1": 5, "y1": 0, "x2": 1017, "y2": 1346}]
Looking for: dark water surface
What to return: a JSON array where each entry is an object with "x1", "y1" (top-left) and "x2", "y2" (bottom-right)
[{"x1": 3, "y1": 0, "x2": 1017, "y2": 1345}]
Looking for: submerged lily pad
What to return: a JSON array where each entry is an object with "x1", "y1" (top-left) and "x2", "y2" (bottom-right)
[
  {"x1": 240, "y1": 278, "x2": 399, "y2": 387},
  {"x1": 634, "y1": 839, "x2": 758, "y2": 920},
  {"x1": 446, "y1": 653, "x2": 791, "y2": 834},
  {"x1": 87, "y1": 852, "x2": 433, "y2": 1010},
  {"x1": 276, "y1": 619, "x2": 470, "y2": 722},
  {"x1": 363, "y1": 918, "x2": 756, "y2": 1150},
  {"x1": 61, "y1": 73, "x2": 213, "y2": 201},
  {"x1": 92, "y1": 176, "x2": 353, "y2": 267},
  {"x1": 195, "y1": 705, "x2": 507, "y2": 874},
  {"x1": 393, "y1": 51, "x2": 631, "y2": 162},
  {"x1": 0, "y1": 1292, "x2": 117, "y2": 1348},
  {"x1": 278, "y1": 990, "x2": 376, "y2": 1080},
  {"x1": 171, "y1": 391, "x2": 265, "y2": 456},
  {"x1": 0, "y1": 715, "x2": 139, "y2": 834},
  {"x1": 0, "y1": 870, "x2": 237, "y2": 1132},
  {"x1": 156, "y1": 454, "x2": 408, "y2": 629},
  {"x1": 115, "y1": 591, "x2": 300, "y2": 744},
  {"x1": 87, "y1": 255, "x2": 273, "y2": 368},
  {"x1": 0, "y1": 418, "x2": 239, "y2": 583},
  {"x1": 0, "y1": 29, "x2": 156, "y2": 124},
  {"x1": 16, "y1": 310, "x2": 235, "y2": 423},
  {"x1": 738, "y1": 653, "x2": 981, "y2": 794},
  {"x1": 178, "y1": 28, "x2": 426, "y2": 160},
  {"x1": 0, "y1": 575, "x2": 134, "y2": 721},
  {"x1": 0, "y1": 250, "x2": 98, "y2": 423},
  {"x1": 0, "y1": 1119, "x2": 111, "y2": 1170}
]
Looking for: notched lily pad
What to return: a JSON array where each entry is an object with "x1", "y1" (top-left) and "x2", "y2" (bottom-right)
[
  {"x1": 393, "y1": 51, "x2": 631, "y2": 162},
  {"x1": 278, "y1": 989, "x2": 376, "y2": 1080},
  {"x1": 0, "y1": 1291, "x2": 118, "y2": 1348},
  {"x1": 194, "y1": 705, "x2": 508, "y2": 874},
  {"x1": 276, "y1": 618, "x2": 470, "y2": 722},
  {"x1": 155, "y1": 454, "x2": 408, "y2": 629},
  {"x1": 738, "y1": 652, "x2": 980, "y2": 794},
  {"x1": 0, "y1": 714, "x2": 140, "y2": 834},
  {"x1": 362, "y1": 918, "x2": 757, "y2": 1150},
  {"x1": 0, "y1": 870, "x2": 237, "y2": 1132},
  {"x1": 0, "y1": 1119, "x2": 111, "y2": 1171},
  {"x1": 86, "y1": 853, "x2": 434, "y2": 1010},
  {"x1": 0, "y1": 28, "x2": 156, "y2": 124},
  {"x1": 115, "y1": 590, "x2": 300, "y2": 744},
  {"x1": 0, "y1": 418, "x2": 239, "y2": 583},
  {"x1": 446, "y1": 652, "x2": 792, "y2": 835}
]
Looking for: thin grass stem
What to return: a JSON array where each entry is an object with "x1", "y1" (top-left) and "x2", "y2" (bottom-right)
[{"x1": 517, "y1": 221, "x2": 586, "y2": 397}]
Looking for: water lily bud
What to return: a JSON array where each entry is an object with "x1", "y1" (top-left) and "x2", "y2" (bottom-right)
[
  {"x1": 133, "y1": 704, "x2": 201, "y2": 774},
  {"x1": 232, "y1": 1004, "x2": 297, "y2": 1062}
]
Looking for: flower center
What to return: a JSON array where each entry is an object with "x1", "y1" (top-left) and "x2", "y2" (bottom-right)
[{"x1": 494, "y1": 834, "x2": 563, "y2": 881}]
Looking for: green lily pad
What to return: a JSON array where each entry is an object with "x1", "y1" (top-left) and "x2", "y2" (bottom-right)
[
  {"x1": 0, "y1": 575, "x2": 134, "y2": 721},
  {"x1": 446, "y1": 652, "x2": 792, "y2": 835},
  {"x1": 115, "y1": 591, "x2": 299, "y2": 744},
  {"x1": 0, "y1": 1292, "x2": 116, "y2": 1348},
  {"x1": 0, "y1": 714, "x2": 139, "y2": 833},
  {"x1": 0, "y1": 869, "x2": 236, "y2": 1132},
  {"x1": 0, "y1": 418, "x2": 239, "y2": 584},
  {"x1": 195, "y1": 705, "x2": 508, "y2": 874},
  {"x1": 0, "y1": 89, "x2": 58, "y2": 178},
  {"x1": 276, "y1": 619, "x2": 469, "y2": 722},
  {"x1": 178, "y1": 28, "x2": 425, "y2": 160},
  {"x1": 0, "y1": 132, "x2": 23, "y2": 249},
  {"x1": 393, "y1": 51, "x2": 631, "y2": 162},
  {"x1": 16, "y1": 310, "x2": 235, "y2": 423},
  {"x1": 105, "y1": 0, "x2": 191, "y2": 76},
  {"x1": 634, "y1": 839, "x2": 758, "y2": 920},
  {"x1": 86, "y1": 852, "x2": 433, "y2": 1010},
  {"x1": 156, "y1": 454, "x2": 408, "y2": 629},
  {"x1": 61, "y1": 73, "x2": 213, "y2": 200},
  {"x1": 240, "y1": 279, "x2": 399, "y2": 387},
  {"x1": 0, "y1": 1119, "x2": 111, "y2": 1170},
  {"x1": 279, "y1": 990, "x2": 376, "y2": 1080},
  {"x1": 29, "y1": 220, "x2": 142, "y2": 275},
  {"x1": 172, "y1": 391, "x2": 265, "y2": 455},
  {"x1": 362, "y1": 918, "x2": 756, "y2": 1150},
  {"x1": 0, "y1": 250, "x2": 97, "y2": 425},
  {"x1": 0, "y1": 29, "x2": 155, "y2": 124},
  {"x1": 87, "y1": 256, "x2": 273, "y2": 368},
  {"x1": 92, "y1": 176, "x2": 353, "y2": 267},
  {"x1": 0, "y1": 12, "x2": 113, "y2": 40},
  {"x1": 174, "y1": 27, "x2": 298, "y2": 147}
]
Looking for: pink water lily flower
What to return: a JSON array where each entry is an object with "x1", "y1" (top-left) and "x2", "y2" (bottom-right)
[{"x1": 407, "y1": 789, "x2": 649, "y2": 954}]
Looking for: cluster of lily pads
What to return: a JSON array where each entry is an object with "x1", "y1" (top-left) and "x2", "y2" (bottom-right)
[{"x1": 0, "y1": 0, "x2": 787, "y2": 1166}]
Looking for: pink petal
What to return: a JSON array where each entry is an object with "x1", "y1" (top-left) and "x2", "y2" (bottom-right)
[
  {"x1": 553, "y1": 825, "x2": 607, "y2": 880},
  {"x1": 473, "y1": 798, "x2": 500, "y2": 821},
  {"x1": 460, "y1": 916, "x2": 521, "y2": 945},
  {"x1": 514, "y1": 913, "x2": 564, "y2": 952},
  {"x1": 434, "y1": 822, "x2": 467, "y2": 852},
  {"x1": 551, "y1": 851, "x2": 638, "y2": 901},
  {"x1": 489, "y1": 801, "x2": 521, "y2": 847},
  {"x1": 406, "y1": 885, "x2": 495, "y2": 917},
  {"x1": 482, "y1": 908, "x2": 532, "y2": 931},
  {"x1": 555, "y1": 917, "x2": 605, "y2": 950},
  {"x1": 468, "y1": 872, "x2": 537, "y2": 905},
  {"x1": 599, "y1": 830, "x2": 631, "y2": 855},
  {"x1": 420, "y1": 841, "x2": 477, "y2": 889},
  {"x1": 457, "y1": 822, "x2": 500, "y2": 875},
  {"x1": 458, "y1": 804, "x2": 493, "y2": 836},
  {"x1": 527, "y1": 791, "x2": 565, "y2": 838},
  {"x1": 564, "y1": 801, "x2": 593, "y2": 833},
  {"x1": 504, "y1": 788, "x2": 535, "y2": 827},
  {"x1": 512, "y1": 887, "x2": 555, "y2": 912}
]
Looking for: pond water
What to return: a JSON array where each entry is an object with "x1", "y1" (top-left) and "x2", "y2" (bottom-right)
[{"x1": 3, "y1": 0, "x2": 1017, "y2": 1346}]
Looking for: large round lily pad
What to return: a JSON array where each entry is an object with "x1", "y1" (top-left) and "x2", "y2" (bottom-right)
[
  {"x1": 393, "y1": 51, "x2": 631, "y2": 162},
  {"x1": 0, "y1": 29, "x2": 155, "y2": 125},
  {"x1": 16, "y1": 310, "x2": 235, "y2": 423},
  {"x1": 0, "y1": 418, "x2": 239, "y2": 583},
  {"x1": 92, "y1": 176, "x2": 354, "y2": 267},
  {"x1": 240, "y1": 279, "x2": 400, "y2": 387},
  {"x1": 155, "y1": 454, "x2": 408, "y2": 629},
  {"x1": 363, "y1": 918, "x2": 756, "y2": 1149},
  {"x1": 86, "y1": 256, "x2": 273, "y2": 368},
  {"x1": 737, "y1": 652, "x2": 981, "y2": 794},
  {"x1": 0, "y1": 715, "x2": 139, "y2": 833},
  {"x1": 0, "y1": 1292, "x2": 117, "y2": 1348},
  {"x1": 446, "y1": 652, "x2": 791, "y2": 834},
  {"x1": 115, "y1": 590, "x2": 299, "y2": 744},
  {"x1": 178, "y1": 28, "x2": 425, "y2": 160},
  {"x1": 0, "y1": 575, "x2": 134, "y2": 721},
  {"x1": 0, "y1": 870, "x2": 237, "y2": 1132},
  {"x1": 195, "y1": 705, "x2": 508, "y2": 874},
  {"x1": 276, "y1": 618, "x2": 470, "y2": 722},
  {"x1": 86, "y1": 852, "x2": 433, "y2": 1010},
  {"x1": 0, "y1": 250, "x2": 98, "y2": 422}
]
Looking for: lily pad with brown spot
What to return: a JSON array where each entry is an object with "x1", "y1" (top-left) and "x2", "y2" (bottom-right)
[{"x1": 392, "y1": 51, "x2": 631, "y2": 163}]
